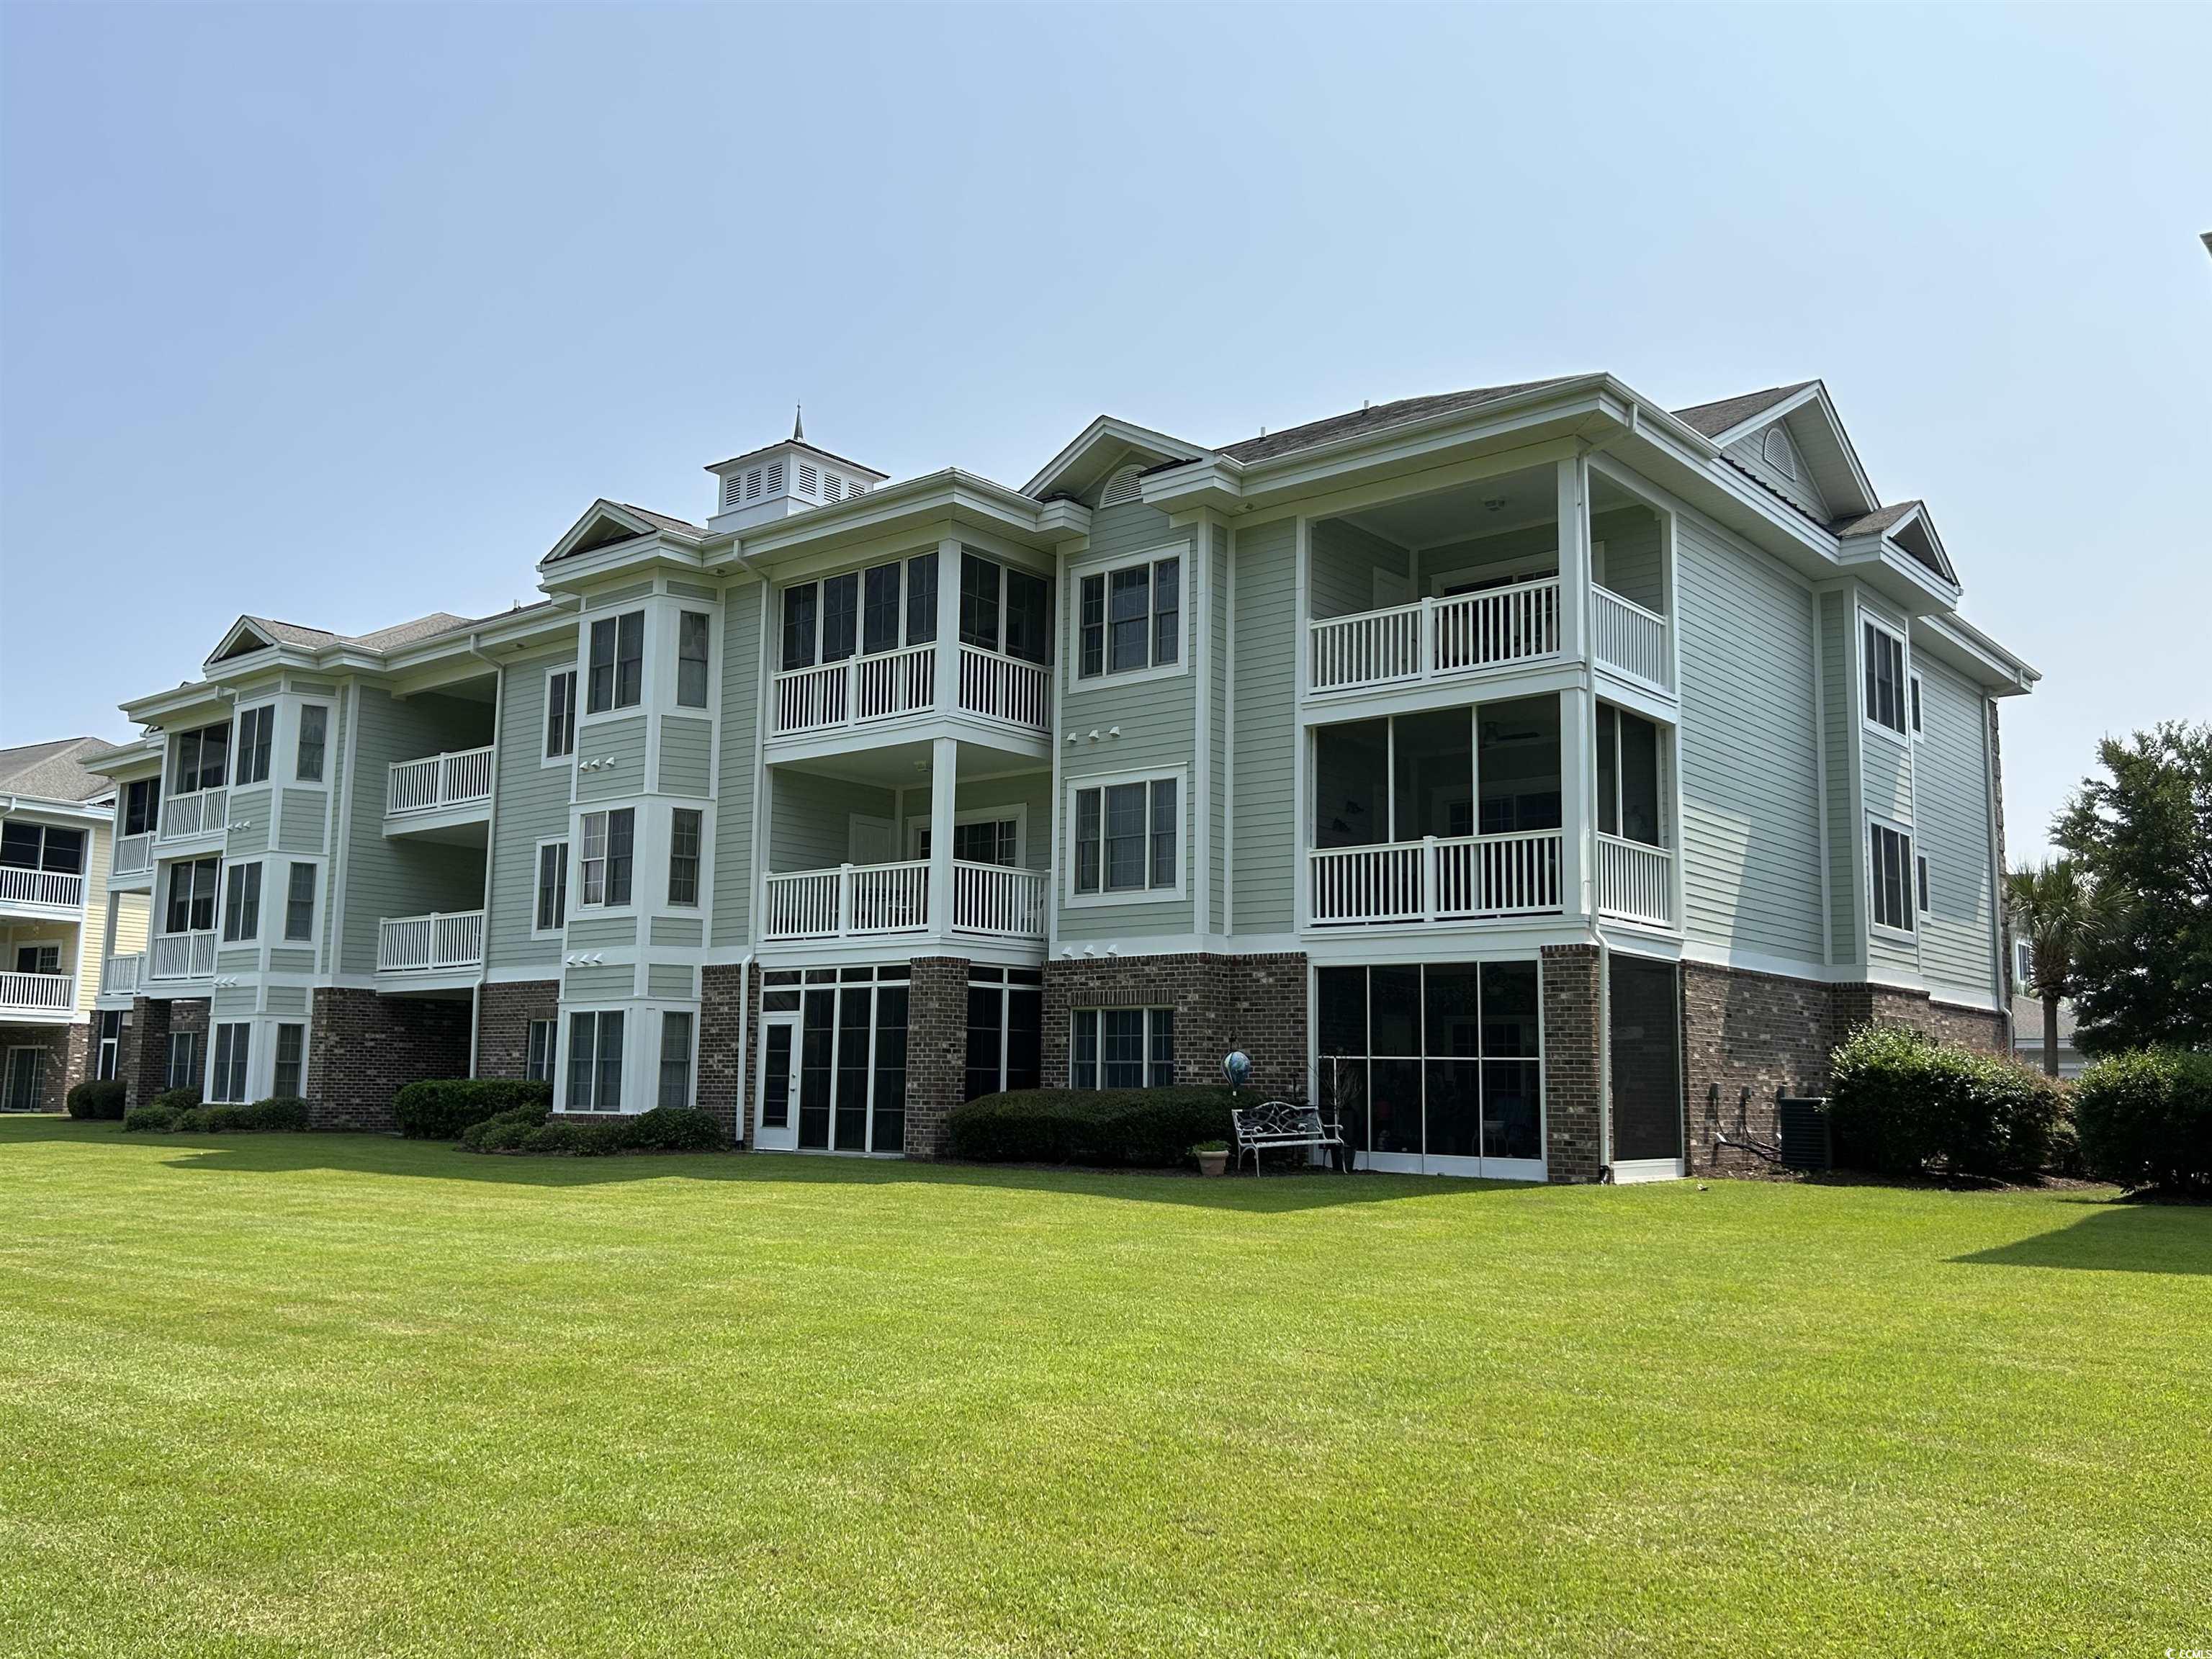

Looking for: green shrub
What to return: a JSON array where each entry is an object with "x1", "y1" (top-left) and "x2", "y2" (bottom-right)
[
  {"x1": 947, "y1": 1087, "x2": 1247, "y2": 1166},
  {"x1": 66, "y1": 1080, "x2": 127, "y2": 1120},
  {"x1": 519, "y1": 1118, "x2": 626, "y2": 1156},
  {"x1": 622, "y1": 1105, "x2": 723, "y2": 1152},
  {"x1": 463, "y1": 1104, "x2": 721, "y2": 1156},
  {"x1": 459, "y1": 1103, "x2": 552, "y2": 1152},
  {"x1": 122, "y1": 1102, "x2": 181, "y2": 1133},
  {"x1": 1828, "y1": 1024, "x2": 2065, "y2": 1178},
  {"x1": 393, "y1": 1079, "x2": 553, "y2": 1141},
  {"x1": 2072, "y1": 1048, "x2": 2212, "y2": 1195},
  {"x1": 151, "y1": 1085, "x2": 202, "y2": 1113}
]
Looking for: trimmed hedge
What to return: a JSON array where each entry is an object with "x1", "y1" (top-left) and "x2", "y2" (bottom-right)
[
  {"x1": 123, "y1": 1102, "x2": 182, "y2": 1133},
  {"x1": 2073, "y1": 1048, "x2": 2212, "y2": 1195},
  {"x1": 947, "y1": 1087, "x2": 1246, "y2": 1167},
  {"x1": 393, "y1": 1079, "x2": 552, "y2": 1141},
  {"x1": 459, "y1": 1103, "x2": 723, "y2": 1156},
  {"x1": 152, "y1": 1085, "x2": 202, "y2": 1113},
  {"x1": 1829, "y1": 1024, "x2": 2065, "y2": 1178},
  {"x1": 125, "y1": 1096, "x2": 313, "y2": 1133},
  {"x1": 66, "y1": 1080, "x2": 127, "y2": 1120}
]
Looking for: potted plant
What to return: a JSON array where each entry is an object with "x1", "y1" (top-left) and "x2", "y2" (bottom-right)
[{"x1": 1192, "y1": 1140, "x2": 1230, "y2": 1177}]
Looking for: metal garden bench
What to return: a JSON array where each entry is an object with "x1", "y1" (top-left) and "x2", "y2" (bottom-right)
[{"x1": 1230, "y1": 1100, "x2": 1348, "y2": 1175}]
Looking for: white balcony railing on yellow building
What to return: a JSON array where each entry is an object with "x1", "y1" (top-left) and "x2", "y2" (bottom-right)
[
  {"x1": 0, "y1": 866, "x2": 86, "y2": 909},
  {"x1": 102, "y1": 953, "x2": 145, "y2": 997},
  {"x1": 387, "y1": 747, "x2": 494, "y2": 818},
  {"x1": 150, "y1": 932, "x2": 217, "y2": 981},
  {"x1": 0, "y1": 971, "x2": 73, "y2": 1014},
  {"x1": 158, "y1": 789, "x2": 228, "y2": 842},
  {"x1": 762, "y1": 858, "x2": 1048, "y2": 943},
  {"x1": 376, "y1": 911, "x2": 485, "y2": 975},
  {"x1": 769, "y1": 642, "x2": 1051, "y2": 739},
  {"x1": 1596, "y1": 835, "x2": 1673, "y2": 926},
  {"x1": 1309, "y1": 830, "x2": 1564, "y2": 925}
]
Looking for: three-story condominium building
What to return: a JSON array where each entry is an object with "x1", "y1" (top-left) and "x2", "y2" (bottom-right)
[
  {"x1": 84, "y1": 377, "x2": 2036, "y2": 1179},
  {"x1": 1, "y1": 739, "x2": 126, "y2": 1111}
]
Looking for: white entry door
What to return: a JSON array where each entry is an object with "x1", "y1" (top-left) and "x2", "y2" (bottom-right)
[{"x1": 754, "y1": 1013, "x2": 801, "y2": 1151}]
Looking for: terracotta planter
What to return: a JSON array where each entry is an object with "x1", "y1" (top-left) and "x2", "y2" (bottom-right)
[{"x1": 1197, "y1": 1149, "x2": 1229, "y2": 1177}]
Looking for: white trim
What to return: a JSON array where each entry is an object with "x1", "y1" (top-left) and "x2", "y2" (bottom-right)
[
  {"x1": 1428, "y1": 550, "x2": 1557, "y2": 598},
  {"x1": 1064, "y1": 541, "x2": 1192, "y2": 693},
  {"x1": 1061, "y1": 764, "x2": 1190, "y2": 911},
  {"x1": 904, "y1": 803, "x2": 1026, "y2": 864},
  {"x1": 541, "y1": 665, "x2": 579, "y2": 766},
  {"x1": 1858, "y1": 609, "x2": 1912, "y2": 747},
  {"x1": 531, "y1": 837, "x2": 570, "y2": 939},
  {"x1": 1866, "y1": 814, "x2": 1917, "y2": 941},
  {"x1": 1611, "y1": 1157, "x2": 1685, "y2": 1185}
]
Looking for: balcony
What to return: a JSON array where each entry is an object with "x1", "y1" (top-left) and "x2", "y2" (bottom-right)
[
  {"x1": 1596, "y1": 835, "x2": 1673, "y2": 927},
  {"x1": 158, "y1": 788, "x2": 228, "y2": 844},
  {"x1": 0, "y1": 971, "x2": 73, "y2": 1018},
  {"x1": 150, "y1": 931, "x2": 217, "y2": 982},
  {"x1": 1592, "y1": 588, "x2": 1671, "y2": 691},
  {"x1": 1310, "y1": 832, "x2": 1563, "y2": 926},
  {"x1": 112, "y1": 832, "x2": 154, "y2": 881},
  {"x1": 102, "y1": 952, "x2": 145, "y2": 997},
  {"x1": 376, "y1": 910, "x2": 485, "y2": 976},
  {"x1": 0, "y1": 866, "x2": 86, "y2": 912},
  {"x1": 386, "y1": 746, "x2": 494, "y2": 834},
  {"x1": 1310, "y1": 578, "x2": 1563, "y2": 696},
  {"x1": 762, "y1": 860, "x2": 1048, "y2": 943},
  {"x1": 770, "y1": 643, "x2": 1049, "y2": 742}
]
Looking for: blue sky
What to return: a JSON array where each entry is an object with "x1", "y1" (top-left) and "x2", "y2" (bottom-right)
[{"x1": 2, "y1": 2, "x2": 2206, "y2": 860}]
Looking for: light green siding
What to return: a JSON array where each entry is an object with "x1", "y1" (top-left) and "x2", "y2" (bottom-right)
[
  {"x1": 1209, "y1": 525, "x2": 1228, "y2": 933},
  {"x1": 584, "y1": 583, "x2": 653, "y2": 610},
  {"x1": 226, "y1": 788, "x2": 271, "y2": 858},
  {"x1": 487, "y1": 649, "x2": 575, "y2": 972},
  {"x1": 1230, "y1": 518, "x2": 1298, "y2": 933},
  {"x1": 562, "y1": 963, "x2": 631, "y2": 999},
  {"x1": 264, "y1": 984, "x2": 309, "y2": 1015},
  {"x1": 1820, "y1": 590, "x2": 1858, "y2": 964},
  {"x1": 650, "y1": 916, "x2": 703, "y2": 948},
  {"x1": 1915, "y1": 657, "x2": 1997, "y2": 1005},
  {"x1": 212, "y1": 984, "x2": 257, "y2": 1018},
  {"x1": 1310, "y1": 518, "x2": 1408, "y2": 619},
  {"x1": 339, "y1": 687, "x2": 490, "y2": 975},
  {"x1": 217, "y1": 948, "x2": 258, "y2": 976},
  {"x1": 267, "y1": 948, "x2": 315, "y2": 975},
  {"x1": 1415, "y1": 522, "x2": 1556, "y2": 592},
  {"x1": 904, "y1": 772, "x2": 1052, "y2": 869},
  {"x1": 660, "y1": 716, "x2": 713, "y2": 796},
  {"x1": 277, "y1": 790, "x2": 327, "y2": 853},
  {"x1": 770, "y1": 773, "x2": 896, "y2": 871},
  {"x1": 1676, "y1": 517, "x2": 1825, "y2": 965},
  {"x1": 647, "y1": 964, "x2": 694, "y2": 999},
  {"x1": 567, "y1": 915, "x2": 637, "y2": 950},
  {"x1": 1593, "y1": 507, "x2": 1663, "y2": 614},
  {"x1": 712, "y1": 581, "x2": 763, "y2": 946},
  {"x1": 575, "y1": 715, "x2": 649, "y2": 801}
]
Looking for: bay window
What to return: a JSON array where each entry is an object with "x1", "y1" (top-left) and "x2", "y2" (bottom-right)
[
  {"x1": 565, "y1": 1010, "x2": 625, "y2": 1111},
  {"x1": 578, "y1": 810, "x2": 633, "y2": 907}
]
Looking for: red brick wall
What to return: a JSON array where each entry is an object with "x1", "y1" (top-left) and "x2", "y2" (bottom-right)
[
  {"x1": 120, "y1": 997, "x2": 207, "y2": 1105},
  {"x1": 475, "y1": 979, "x2": 558, "y2": 1081},
  {"x1": 1539, "y1": 945, "x2": 1602, "y2": 1184},
  {"x1": 1040, "y1": 953, "x2": 1310, "y2": 1096},
  {"x1": 306, "y1": 987, "x2": 471, "y2": 1130},
  {"x1": 698, "y1": 961, "x2": 758, "y2": 1143},
  {"x1": 0, "y1": 1020, "x2": 89, "y2": 1112},
  {"x1": 904, "y1": 957, "x2": 967, "y2": 1158}
]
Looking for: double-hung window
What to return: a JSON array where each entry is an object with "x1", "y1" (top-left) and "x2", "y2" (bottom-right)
[
  {"x1": 536, "y1": 841, "x2": 569, "y2": 931},
  {"x1": 233, "y1": 707, "x2": 274, "y2": 786},
  {"x1": 677, "y1": 612, "x2": 711, "y2": 708},
  {"x1": 210, "y1": 1023, "x2": 250, "y2": 1103},
  {"x1": 1869, "y1": 821, "x2": 1914, "y2": 934},
  {"x1": 167, "y1": 1030, "x2": 202, "y2": 1092},
  {"x1": 578, "y1": 811, "x2": 632, "y2": 907},
  {"x1": 295, "y1": 706, "x2": 328, "y2": 783},
  {"x1": 1069, "y1": 1007, "x2": 1174, "y2": 1089},
  {"x1": 525, "y1": 1019, "x2": 556, "y2": 1084},
  {"x1": 545, "y1": 670, "x2": 577, "y2": 758},
  {"x1": 1079, "y1": 554, "x2": 1179, "y2": 678},
  {"x1": 1071, "y1": 776, "x2": 1179, "y2": 897},
  {"x1": 1863, "y1": 619, "x2": 1907, "y2": 737},
  {"x1": 166, "y1": 858, "x2": 219, "y2": 933},
  {"x1": 566, "y1": 1010, "x2": 624, "y2": 1111},
  {"x1": 221, "y1": 862, "x2": 261, "y2": 943},
  {"x1": 667, "y1": 810, "x2": 701, "y2": 907},
  {"x1": 587, "y1": 611, "x2": 644, "y2": 714},
  {"x1": 284, "y1": 862, "x2": 316, "y2": 941},
  {"x1": 272, "y1": 1023, "x2": 305, "y2": 1097},
  {"x1": 658, "y1": 1012, "x2": 693, "y2": 1109}
]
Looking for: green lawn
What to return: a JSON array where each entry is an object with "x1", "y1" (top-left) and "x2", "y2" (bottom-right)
[{"x1": 1, "y1": 1119, "x2": 2206, "y2": 1658}]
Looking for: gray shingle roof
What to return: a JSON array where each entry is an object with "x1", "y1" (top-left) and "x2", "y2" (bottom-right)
[
  {"x1": 613, "y1": 503, "x2": 705, "y2": 539},
  {"x1": 1671, "y1": 382, "x2": 1815, "y2": 439},
  {"x1": 1215, "y1": 377, "x2": 1588, "y2": 466},
  {"x1": 1828, "y1": 501, "x2": 1922, "y2": 539},
  {"x1": 0, "y1": 737, "x2": 116, "y2": 803},
  {"x1": 238, "y1": 612, "x2": 473, "y2": 657}
]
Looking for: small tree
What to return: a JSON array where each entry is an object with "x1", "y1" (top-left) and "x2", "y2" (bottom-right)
[{"x1": 2005, "y1": 859, "x2": 2090, "y2": 1078}]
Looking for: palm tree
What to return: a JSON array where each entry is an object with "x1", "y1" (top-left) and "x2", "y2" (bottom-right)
[{"x1": 2005, "y1": 860, "x2": 2090, "y2": 1077}]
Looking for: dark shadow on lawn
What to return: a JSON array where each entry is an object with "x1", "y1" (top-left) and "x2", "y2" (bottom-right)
[
  {"x1": 3, "y1": 1116, "x2": 1537, "y2": 1214},
  {"x1": 1954, "y1": 1198, "x2": 2212, "y2": 1276}
]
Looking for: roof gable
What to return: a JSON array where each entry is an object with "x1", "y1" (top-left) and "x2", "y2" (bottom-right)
[
  {"x1": 1675, "y1": 381, "x2": 1876, "y2": 523},
  {"x1": 544, "y1": 499, "x2": 704, "y2": 566},
  {"x1": 1214, "y1": 377, "x2": 1587, "y2": 468},
  {"x1": 1022, "y1": 417, "x2": 1207, "y2": 503}
]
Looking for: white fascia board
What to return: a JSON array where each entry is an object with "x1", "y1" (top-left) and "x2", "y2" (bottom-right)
[
  {"x1": 1704, "y1": 383, "x2": 1825, "y2": 449},
  {"x1": 80, "y1": 736, "x2": 164, "y2": 781},
  {"x1": 0, "y1": 792, "x2": 115, "y2": 824},
  {"x1": 1020, "y1": 415, "x2": 1208, "y2": 500},
  {"x1": 542, "y1": 500, "x2": 704, "y2": 567},
  {"x1": 120, "y1": 680, "x2": 235, "y2": 728},
  {"x1": 1914, "y1": 613, "x2": 2038, "y2": 695},
  {"x1": 1833, "y1": 536, "x2": 1961, "y2": 615},
  {"x1": 1707, "y1": 382, "x2": 1877, "y2": 517},
  {"x1": 712, "y1": 469, "x2": 1056, "y2": 566},
  {"x1": 536, "y1": 534, "x2": 710, "y2": 592}
]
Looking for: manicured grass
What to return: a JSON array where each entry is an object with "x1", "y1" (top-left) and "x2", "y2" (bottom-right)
[{"x1": 1, "y1": 1119, "x2": 2206, "y2": 1658}]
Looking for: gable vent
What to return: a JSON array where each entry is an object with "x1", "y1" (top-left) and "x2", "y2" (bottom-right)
[
  {"x1": 1761, "y1": 427, "x2": 1799, "y2": 481},
  {"x1": 1100, "y1": 464, "x2": 1144, "y2": 507}
]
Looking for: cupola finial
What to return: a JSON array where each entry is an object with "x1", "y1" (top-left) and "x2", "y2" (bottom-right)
[{"x1": 793, "y1": 403, "x2": 804, "y2": 443}]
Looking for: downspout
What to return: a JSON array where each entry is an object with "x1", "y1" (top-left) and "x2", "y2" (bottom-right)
[{"x1": 464, "y1": 631, "x2": 503, "y2": 1079}]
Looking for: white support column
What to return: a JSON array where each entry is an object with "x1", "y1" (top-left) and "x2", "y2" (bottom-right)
[
  {"x1": 1560, "y1": 685, "x2": 1594, "y2": 922},
  {"x1": 927, "y1": 735, "x2": 957, "y2": 938},
  {"x1": 1556, "y1": 456, "x2": 1591, "y2": 665},
  {"x1": 934, "y1": 536, "x2": 963, "y2": 716}
]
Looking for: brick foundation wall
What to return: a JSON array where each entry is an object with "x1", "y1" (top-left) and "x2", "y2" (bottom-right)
[
  {"x1": 1833, "y1": 984, "x2": 2006, "y2": 1055},
  {"x1": 1539, "y1": 945, "x2": 1603, "y2": 1184},
  {"x1": 475, "y1": 979, "x2": 559, "y2": 1082},
  {"x1": 0, "y1": 1020, "x2": 91, "y2": 1112},
  {"x1": 1040, "y1": 953, "x2": 1310, "y2": 1095},
  {"x1": 697, "y1": 962, "x2": 759, "y2": 1144},
  {"x1": 306, "y1": 987, "x2": 472, "y2": 1130},
  {"x1": 120, "y1": 998, "x2": 207, "y2": 1106},
  {"x1": 904, "y1": 957, "x2": 967, "y2": 1159}
]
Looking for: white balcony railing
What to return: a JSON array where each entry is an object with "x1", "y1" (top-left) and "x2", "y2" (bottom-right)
[
  {"x1": 103, "y1": 952, "x2": 145, "y2": 997},
  {"x1": 1597, "y1": 835, "x2": 1673, "y2": 926},
  {"x1": 112, "y1": 832, "x2": 154, "y2": 878},
  {"x1": 150, "y1": 932, "x2": 217, "y2": 981},
  {"x1": 1310, "y1": 830, "x2": 1564, "y2": 925},
  {"x1": 763, "y1": 860, "x2": 930, "y2": 940},
  {"x1": 957, "y1": 645, "x2": 1050, "y2": 730},
  {"x1": 0, "y1": 867, "x2": 86, "y2": 909},
  {"x1": 387, "y1": 747, "x2": 494, "y2": 818},
  {"x1": 0, "y1": 971, "x2": 72, "y2": 1013},
  {"x1": 770, "y1": 642, "x2": 1051, "y2": 738},
  {"x1": 951, "y1": 861, "x2": 1048, "y2": 938},
  {"x1": 376, "y1": 910, "x2": 485, "y2": 974},
  {"x1": 1592, "y1": 587, "x2": 1671, "y2": 689},
  {"x1": 1310, "y1": 577, "x2": 1562, "y2": 695},
  {"x1": 158, "y1": 788, "x2": 228, "y2": 842}
]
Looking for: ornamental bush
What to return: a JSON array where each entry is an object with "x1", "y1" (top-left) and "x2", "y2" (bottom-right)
[
  {"x1": 174, "y1": 1097, "x2": 313, "y2": 1133},
  {"x1": 66, "y1": 1080, "x2": 127, "y2": 1120},
  {"x1": 1828, "y1": 1024, "x2": 2065, "y2": 1178},
  {"x1": 2072, "y1": 1048, "x2": 2212, "y2": 1195},
  {"x1": 151, "y1": 1085, "x2": 202, "y2": 1113},
  {"x1": 460, "y1": 1103, "x2": 722, "y2": 1156},
  {"x1": 947, "y1": 1087, "x2": 1246, "y2": 1167},
  {"x1": 392, "y1": 1079, "x2": 553, "y2": 1141},
  {"x1": 122, "y1": 1102, "x2": 181, "y2": 1133},
  {"x1": 459, "y1": 1103, "x2": 551, "y2": 1152}
]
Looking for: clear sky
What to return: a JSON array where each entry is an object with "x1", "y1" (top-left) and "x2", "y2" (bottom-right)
[{"x1": 2, "y1": 2, "x2": 2206, "y2": 860}]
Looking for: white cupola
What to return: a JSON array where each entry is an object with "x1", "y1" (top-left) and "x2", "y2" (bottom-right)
[{"x1": 705, "y1": 406, "x2": 889, "y2": 534}]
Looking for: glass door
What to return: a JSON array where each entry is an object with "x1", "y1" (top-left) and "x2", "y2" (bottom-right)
[
  {"x1": 755, "y1": 1014, "x2": 800, "y2": 1151},
  {"x1": 3, "y1": 1048, "x2": 45, "y2": 1112}
]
